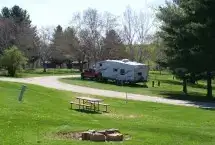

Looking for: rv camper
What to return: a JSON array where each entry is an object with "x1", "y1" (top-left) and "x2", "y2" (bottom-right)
[{"x1": 94, "y1": 59, "x2": 149, "y2": 84}]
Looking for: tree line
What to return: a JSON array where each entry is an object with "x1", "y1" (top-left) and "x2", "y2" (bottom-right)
[
  {"x1": 0, "y1": 5, "x2": 158, "y2": 74},
  {"x1": 1, "y1": 2, "x2": 213, "y2": 98}
]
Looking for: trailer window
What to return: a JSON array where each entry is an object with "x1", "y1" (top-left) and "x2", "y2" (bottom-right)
[
  {"x1": 113, "y1": 68, "x2": 118, "y2": 72},
  {"x1": 120, "y1": 69, "x2": 125, "y2": 75},
  {"x1": 138, "y1": 72, "x2": 142, "y2": 76}
]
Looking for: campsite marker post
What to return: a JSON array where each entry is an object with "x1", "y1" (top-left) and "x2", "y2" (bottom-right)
[
  {"x1": 18, "y1": 85, "x2": 27, "y2": 102},
  {"x1": 126, "y1": 92, "x2": 128, "y2": 103},
  {"x1": 125, "y1": 76, "x2": 128, "y2": 103}
]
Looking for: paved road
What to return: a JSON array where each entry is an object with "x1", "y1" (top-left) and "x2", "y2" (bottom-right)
[{"x1": 0, "y1": 75, "x2": 215, "y2": 108}]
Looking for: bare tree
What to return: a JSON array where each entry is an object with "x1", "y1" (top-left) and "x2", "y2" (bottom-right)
[
  {"x1": 38, "y1": 26, "x2": 53, "y2": 72},
  {"x1": 136, "y1": 11, "x2": 154, "y2": 62},
  {"x1": 0, "y1": 18, "x2": 15, "y2": 53},
  {"x1": 122, "y1": 6, "x2": 138, "y2": 61},
  {"x1": 72, "y1": 9, "x2": 120, "y2": 67},
  {"x1": 83, "y1": 8, "x2": 103, "y2": 65},
  {"x1": 72, "y1": 9, "x2": 103, "y2": 67},
  {"x1": 103, "y1": 12, "x2": 119, "y2": 32},
  {"x1": 78, "y1": 29, "x2": 93, "y2": 70}
]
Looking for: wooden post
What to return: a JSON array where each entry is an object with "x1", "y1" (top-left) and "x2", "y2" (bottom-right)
[
  {"x1": 82, "y1": 99, "x2": 85, "y2": 110},
  {"x1": 126, "y1": 92, "x2": 128, "y2": 104},
  {"x1": 78, "y1": 99, "x2": 81, "y2": 109},
  {"x1": 18, "y1": 85, "x2": 26, "y2": 102},
  {"x1": 94, "y1": 102, "x2": 96, "y2": 112},
  {"x1": 158, "y1": 81, "x2": 161, "y2": 87},
  {"x1": 152, "y1": 81, "x2": 155, "y2": 87}
]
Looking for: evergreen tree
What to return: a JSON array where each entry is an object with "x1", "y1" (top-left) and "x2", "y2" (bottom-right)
[
  {"x1": 158, "y1": 0, "x2": 215, "y2": 98},
  {"x1": 102, "y1": 29, "x2": 127, "y2": 60},
  {"x1": 50, "y1": 25, "x2": 66, "y2": 67},
  {"x1": 0, "y1": 5, "x2": 39, "y2": 66}
]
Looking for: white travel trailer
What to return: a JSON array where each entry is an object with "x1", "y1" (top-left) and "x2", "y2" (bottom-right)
[{"x1": 94, "y1": 59, "x2": 149, "y2": 84}]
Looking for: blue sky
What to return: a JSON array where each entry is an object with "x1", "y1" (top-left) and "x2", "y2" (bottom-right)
[{"x1": 0, "y1": 0, "x2": 165, "y2": 28}]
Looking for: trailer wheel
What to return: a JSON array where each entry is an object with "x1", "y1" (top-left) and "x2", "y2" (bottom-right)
[
  {"x1": 115, "y1": 80, "x2": 118, "y2": 85},
  {"x1": 103, "y1": 78, "x2": 108, "y2": 83},
  {"x1": 115, "y1": 80, "x2": 120, "y2": 86},
  {"x1": 120, "y1": 80, "x2": 124, "y2": 86}
]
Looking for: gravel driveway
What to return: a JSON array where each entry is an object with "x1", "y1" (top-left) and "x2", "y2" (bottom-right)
[{"x1": 0, "y1": 75, "x2": 215, "y2": 108}]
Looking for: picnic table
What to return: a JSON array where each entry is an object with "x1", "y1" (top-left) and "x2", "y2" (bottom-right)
[{"x1": 70, "y1": 97, "x2": 109, "y2": 112}]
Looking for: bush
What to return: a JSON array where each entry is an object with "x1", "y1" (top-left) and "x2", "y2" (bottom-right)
[{"x1": 0, "y1": 46, "x2": 28, "y2": 77}]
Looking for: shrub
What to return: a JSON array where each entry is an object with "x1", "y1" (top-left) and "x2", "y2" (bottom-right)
[{"x1": 0, "y1": 46, "x2": 28, "y2": 77}]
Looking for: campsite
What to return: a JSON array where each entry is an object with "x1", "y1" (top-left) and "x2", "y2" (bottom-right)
[
  {"x1": 1, "y1": 1, "x2": 215, "y2": 145},
  {"x1": 81, "y1": 59, "x2": 149, "y2": 85}
]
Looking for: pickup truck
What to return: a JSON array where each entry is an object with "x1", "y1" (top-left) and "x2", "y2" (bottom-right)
[{"x1": 81, "y1": 69, "x2": 101, "y2": 80}]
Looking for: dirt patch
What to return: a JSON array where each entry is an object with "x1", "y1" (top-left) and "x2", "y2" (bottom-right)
[
  {"x1": 103, "y1": 113, "x2": 143, "y2": 119},
  {"x1": 55, "y1": 131, "x2": 82, "y2": 140},
  {"x1": 124, "y1": 134, "x2": 132, "y2": 141},
  {"x1": 53, "y1": 130, "x2": 131, "y2": 141}
]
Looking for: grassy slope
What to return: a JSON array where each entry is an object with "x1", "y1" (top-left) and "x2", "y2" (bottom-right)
[
  {"x1": 60, "y1": 71, "x2": 215, "y2": 102},
  {"x1": 0, "y1": 81, "x2": 215, "y2": 145}
]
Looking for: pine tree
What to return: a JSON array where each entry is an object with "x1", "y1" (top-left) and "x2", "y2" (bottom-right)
[{"x1": 158, "y1": 0, "x2": 215, "y2": 98}]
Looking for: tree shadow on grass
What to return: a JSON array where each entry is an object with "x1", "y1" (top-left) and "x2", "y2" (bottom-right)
[
  {"x1": 189, "y1": 83, "x2": 215, "y2": 90},
  {"x1": 160, "y1": 91, "x2": 215, "y2": 109},
  {"x1": 161, "y1": 80, "x2": 182, "y2": 85},
  {"x1": 127, "y1": 83, "x2": 148, "y2": 88},
  {"x1": 67, "y1": 77, "x2": 148, "y2": 88},
  {"x1": 200, "y1": 107, "x2": 215, "y2": 111},
  {"x1": 71, "y1": 109, "x2": 102, "y2": 114},
  {"x1": 160, "y1": 91, "x2": 213, "y2": 102}
]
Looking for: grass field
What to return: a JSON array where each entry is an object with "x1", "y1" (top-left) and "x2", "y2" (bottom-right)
[
  {"x1": 60, "y1": 71, "x2": 215, "y2": 102},
  {"x1": 0, "y1": 68, "x2": 80, "y2": 78},
  {"x1": 0, "y1": 81, "x2": 215, "y2": 145}
]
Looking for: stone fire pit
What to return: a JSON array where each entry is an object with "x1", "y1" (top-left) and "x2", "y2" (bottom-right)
[{"x1": 81, "y1": 129, "x2": 123, "y2": 142}]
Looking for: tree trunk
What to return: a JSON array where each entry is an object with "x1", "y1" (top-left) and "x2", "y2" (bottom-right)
[
  {"x1": 87, "y1": 57, "x2": 90, "y2": 69},
  {"x1": 189, "y1": 73, "x2": 196, "y2": 84},
  {"x1": 138, "y1": 47, "x2": 143, "y2": 62},
  {"x1": 207, "y1": 71, "x2": 213, "y2": 98},
  {"x1": 129, "y1": 44, "x2": 134, "y2": 61},
  {"x1": 183, "y1": 77, "x2": 187, "y2": 95},
  {"x1": 78, "y1": 60, "x2": 83, "y2": 72},
  {"x1": 31, "y1": 62, "x2": 35, "y2": 70},
  {"x1": 8, "y1": 67, "x2": 16, "y2": 77},
  {"x1": 43, "y1": 62, "x2": 47, "y2": 72}
]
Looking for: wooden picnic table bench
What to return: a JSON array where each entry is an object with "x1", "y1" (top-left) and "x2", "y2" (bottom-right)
[
  {"x1": 76, "y1": 97, "x2": 103, "y2": 112},
  {"x1": 70, "y1": 97, "x2": 110, "y2": 112},
  {"x1": 99, "y1": 103, "x2": 110, "y2": 112},
  {"x1": 70, "y1": 101, "x2": 91, "y2": 110}
]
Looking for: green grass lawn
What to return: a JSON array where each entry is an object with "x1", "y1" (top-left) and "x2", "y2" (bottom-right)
[
  {"x1": 0, "y1": 81, "x2": 215, "y2": 145},
  {"x1": 60, "y1": 71, "x2": 215, "y2": 102},
  {"x1": 0, "y1": 68, "x2": 80, "y2": 78}
]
